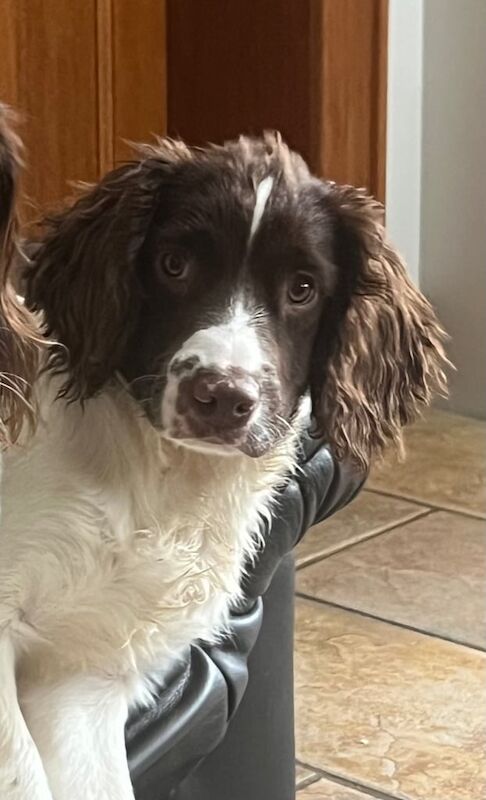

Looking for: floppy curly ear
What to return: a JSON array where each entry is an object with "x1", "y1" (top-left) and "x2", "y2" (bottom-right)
[
  {"x1": 311, "y1": 183, "x2": 450, "y2": 469},
  {"x1": 26, "y1": 144, "x2": 189, "y2": 400},
  {"x1": 0, "y1": 104, "x2": 42, "y2": 445}
]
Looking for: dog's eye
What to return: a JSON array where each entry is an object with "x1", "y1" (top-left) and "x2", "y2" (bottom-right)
[
  {"x1": 287, "y1": 272, "x2": 316, "y2": 304},
  {"x1": 159, "y1": 251, "x2": 190, "y2": 280}
]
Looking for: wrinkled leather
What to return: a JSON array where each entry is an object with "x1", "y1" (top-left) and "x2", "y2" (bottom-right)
[
  {"x1": 127, "y1": 437, "x2": 366, "y2": 795},
  {"x1": 242, "y1": 433, "x2": 365, "y2": 602},
  {"x1": 126, "y1": 600, "x2": 263, "y2": 790}
]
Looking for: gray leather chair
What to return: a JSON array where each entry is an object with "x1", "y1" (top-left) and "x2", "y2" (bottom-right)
[{"x1": 126, "y1": 435, "x2": 364, "y2": 800}]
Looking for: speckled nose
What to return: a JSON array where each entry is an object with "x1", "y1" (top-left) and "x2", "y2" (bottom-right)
[{"x1": 183, "y1": 369, "x2": 260, "y2": 431}]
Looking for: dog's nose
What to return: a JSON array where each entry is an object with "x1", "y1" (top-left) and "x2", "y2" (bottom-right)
[{"x1": 186, "y1": 370, "x2": 259, "y2": 430}]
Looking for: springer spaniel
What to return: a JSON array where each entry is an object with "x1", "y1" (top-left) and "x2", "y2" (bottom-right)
[
  {"x1": 0, "y1": 134, "x2": 448, "y2": 799},
  {"x1": 0, "y1": 106, "x2": 41, "y2": 446}
]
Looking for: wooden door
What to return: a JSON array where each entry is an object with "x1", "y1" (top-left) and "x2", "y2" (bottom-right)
[
  {"x1": 0, "y1": 0, "x2": 387, "y2": 217},
  {"x1": 313, "y1": 0, "x2": 388, "y2": 200},
  {"x1": 167, "y1": 0, "x2": 388, "y2": 201},
  {"x1": 0, "y1": 0, "x2": 167, "y2": 219}
]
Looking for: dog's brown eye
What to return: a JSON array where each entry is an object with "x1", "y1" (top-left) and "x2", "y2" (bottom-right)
[
  {"x1": 159, "y1": 251, "x2": 189, "y2": 280},
  {"x1": 287, "y1": 272, "x2": 316, "y2": 304}
]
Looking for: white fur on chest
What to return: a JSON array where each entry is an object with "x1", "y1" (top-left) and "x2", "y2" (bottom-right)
[{"x1": 0, "y1": 379, "x2": 297, "y2": 701}]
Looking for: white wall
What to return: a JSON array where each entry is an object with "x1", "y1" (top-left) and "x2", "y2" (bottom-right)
[
  {"x1": 387, "y1": 0, "x2": 486, "y2": 419},
  {"x1": 420, "y1": 0, "x2": 486, "y2": 419},
  {"x1": 386, "y1": 0, "x2": 423, "y2": 285}
]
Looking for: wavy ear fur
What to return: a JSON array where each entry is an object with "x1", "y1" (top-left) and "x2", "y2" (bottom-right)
[
  {"x1": 311, "y1": 183, "x2": 450, "y2": 469},
  {"x1": 0, "y1": 105, "x2": 42, "y2": 445},
  {"x1": 26, "y1": 141, "x2": 192, "y2": 400}
]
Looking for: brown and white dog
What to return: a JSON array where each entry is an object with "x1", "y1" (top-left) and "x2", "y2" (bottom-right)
[
  {"x1": 0, "y1": 105, "x2": 40, "y2": 446},
  {"x1": 0, "y1": 134, "x2": 448, "y2": 799}
]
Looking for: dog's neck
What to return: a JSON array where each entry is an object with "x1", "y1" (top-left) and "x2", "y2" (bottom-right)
[
  {"x1": 2, "y1": 372, "x2": 303, "y2": 681},
  {"x1": 30, "y1": 374, "x2": 300, "y2": 548}
]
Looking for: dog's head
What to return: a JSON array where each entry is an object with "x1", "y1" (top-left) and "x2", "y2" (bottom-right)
[{"x1": 27, "y1": 134, "x2": 448, "y2": 466}]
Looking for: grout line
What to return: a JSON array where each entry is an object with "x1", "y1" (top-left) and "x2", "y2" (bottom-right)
[
  {"x1": 296, "y1": 773, "x2": 321, "y2": 791},
  {"x1": 296, "y1": 760, "x2": 406, "y2": 800},
  {"x1": 296, "y1": 593, "x2": 486, "y2": 653},
  {"x1": 296, "y1": 509, "x2": 434, "y2": 571},
  {"x1": 362, "y1": 487, "x2": 430, "y2": 509},
  {"x1": 365, "y1": 487, "x2": 486, "y2": 521}
]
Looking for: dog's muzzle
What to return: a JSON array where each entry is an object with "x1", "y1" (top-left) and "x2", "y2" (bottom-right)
[
  {"x1": 171, "y1": 363, "x2": 261, "y2": 444},
  {"x1": 180, "y1": 368, "x2": 260, "y2": 434}
]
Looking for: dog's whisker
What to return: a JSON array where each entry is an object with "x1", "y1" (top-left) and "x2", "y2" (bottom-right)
[{"x1": 126, "y1": 373, "x2": 162, "y2": 388}]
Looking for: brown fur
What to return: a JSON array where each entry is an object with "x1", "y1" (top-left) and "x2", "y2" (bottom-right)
[
  {"x1": 26, "y1": 135, "x2": 449, "y2": 468},
  {"x1": 25, "y1": 135, "x2": 311, "y2": 405},
  {"x1": 312, "y1": 183, "x2": 450, "y2": 468},
  {"x1": 0, "y1": 105, "x2": 41, "y2": 445},
  {"x1": 26, "y1": 154, "x2": 172, "y2": 401}
]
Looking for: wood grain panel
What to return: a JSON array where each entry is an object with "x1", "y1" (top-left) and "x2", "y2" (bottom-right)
[
  {"x1": 2, "y1": 0, "x2": 385, "y2": 219},
  {"x1": 96, "y1": 0, "x2": 115, "y2": 175},
  {"x1": 111, "y1": 0, "x2": 167, "y2": 164},
  {"x1": 167, "y1": 0, "x2": 315, "y2": 166},
  {"x1": 322, "y1": 0, "x2": 376, "y2": 190},
  {"x1": 0, "y1": 0, "x2": 20, "y2": 107},
  {"x1": 374, "y1": 0, "x2": 389, "y2": 202},
  {"x1": 314, "y1": 0, "x2": 388, "y2": 200},
  {"x1": 168, "y1": 0, "x2": 387, "y2": 200},
  {"x1": 1, "y1": 0, "x2": 168, "y2": 217},
  {"x1": 12, "y1": 0, "x2": 99, "y2": 216}
]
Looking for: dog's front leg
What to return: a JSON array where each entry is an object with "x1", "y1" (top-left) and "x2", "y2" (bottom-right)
[
  {"x1": 0, "y1": 636, "x2": 53, "y2": 800},
  {"x1": 20, "y1": 674, "x2": 135, "y2": 800}
]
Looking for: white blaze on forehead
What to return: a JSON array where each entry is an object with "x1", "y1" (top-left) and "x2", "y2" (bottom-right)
[
  {"x1": 249, "y1": 176, "x2": 274, "y2": 240},
  {"x1": 169, "y1": 301, "x2": 264, "y2": 374}
]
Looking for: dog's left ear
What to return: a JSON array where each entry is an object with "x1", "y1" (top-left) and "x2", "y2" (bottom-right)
[{"x1": 311, "y1": 183, "x2": 450, "y2": 469}]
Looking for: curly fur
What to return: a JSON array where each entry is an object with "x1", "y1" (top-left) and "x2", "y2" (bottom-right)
[
  {"x1": 27, "y1": 137, "x2": 450, "y2": 469},
  {"x1": 27, "y1": 132, "x2": 309, "y2": 404},
  {"x1": 26, "y1": 159, "x2": 165, "y2": 401},
  {"x1": 0, "y1": 105, "x2": 41, "y2": 446},
  {"x1": 311, "y1": 183, "x2": 450, "y2": 468}
]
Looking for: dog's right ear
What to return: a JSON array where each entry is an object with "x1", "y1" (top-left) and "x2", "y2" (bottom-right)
[{"x1": 26, "y1": 139, "x2": 193, "y2": 400}]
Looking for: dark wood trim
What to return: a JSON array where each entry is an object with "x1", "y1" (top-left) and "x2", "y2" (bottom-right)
[
  {"x1": 374, "y1": 0, "x2": 389, "y2": 203},
  {"x1": 96, "y1": 0, "x2": 114, "y2": 176}
]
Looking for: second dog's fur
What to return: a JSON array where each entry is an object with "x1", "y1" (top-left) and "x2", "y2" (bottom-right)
[{"x1": 0, "y1": 106, "x2": 41, "y2": 446}]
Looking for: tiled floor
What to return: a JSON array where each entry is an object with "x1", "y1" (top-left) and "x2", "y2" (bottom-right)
[{"x1": 294, "y1": 410, "x2": 486, "y2": 800}]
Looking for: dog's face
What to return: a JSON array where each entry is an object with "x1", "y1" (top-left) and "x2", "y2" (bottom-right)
[
  {"x1": 27, "y1": 134, "x2": 448, "y2": 467},
  {"x1": 120, "y1": 158, "x2": 337, "y2": 457}
]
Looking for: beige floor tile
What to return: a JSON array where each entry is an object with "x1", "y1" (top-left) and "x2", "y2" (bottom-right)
[
  {"x1": 298, "y1": 777, "x2": 378, "y2": 799},
  {"x1": 296, "y1": 763, "x2": 318, "y2": 788},
  {"x1": 297, "y1": 510, "x2": 486, "y2": 648},
  {"x1": 368, "y1": 410, "x2": 486, "y2": 518},
  {"x1": 295, "y1": 492, "x2": 427, "y2": 567},
  {"x1": 295, "y1": 598, "x2": 486, "y2": 800}
]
